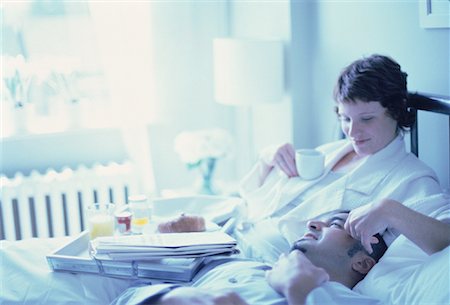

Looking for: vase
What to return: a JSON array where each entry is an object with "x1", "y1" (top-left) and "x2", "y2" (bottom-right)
[
  {"x1": 67, "y1": 99, "x2": 82, "y2": 129},
  {"x1": 198, "y1": 158, "x2": 217, "y2": 195},
  {"x1": 13, "y1": 104, "x2": 32, "y2": 135}
]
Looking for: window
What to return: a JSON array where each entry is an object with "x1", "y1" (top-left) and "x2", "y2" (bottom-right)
[{"x1": 2, "y1": 1, "x2": 113, "y2": 137}]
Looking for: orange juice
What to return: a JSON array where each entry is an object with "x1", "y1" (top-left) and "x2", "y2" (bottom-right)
[
  {"x1": 89, "y1": 214, "x2": 114, "y2": 239},
  {"x1": 132, "y1": 217, "x2": 149, "y2": 226},
  {"x1": 85, "y1": 203, "x2": 115, "y2": 240}
]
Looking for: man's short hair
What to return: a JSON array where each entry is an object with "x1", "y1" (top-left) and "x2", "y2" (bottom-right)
[
  {"x1": 324, "y1": 209, "x2": 388, "y2": 262},
  {"x1": 347, "y1": 233, "x2": 388, "y2": 262}
]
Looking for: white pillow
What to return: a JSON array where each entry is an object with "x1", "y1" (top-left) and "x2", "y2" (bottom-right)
[{"x1": 354, "y1": 235, "x2": 450, "y2": 305}]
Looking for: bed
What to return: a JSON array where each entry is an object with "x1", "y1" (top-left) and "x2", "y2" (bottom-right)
[
  {"x1": 0, "y1": 196, "x2": 243, "y2": 304},
  {"x1": 1, "y1": 93, "x2": 449, "y2": 305}
]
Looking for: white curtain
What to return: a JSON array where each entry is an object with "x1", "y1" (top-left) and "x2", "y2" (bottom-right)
[{"x1": 88, "y1": 1, "x2": 159, "y2": 196}]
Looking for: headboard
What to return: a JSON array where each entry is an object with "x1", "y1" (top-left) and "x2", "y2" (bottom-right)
[
  {"x1": 408, "y1": 92, "x2": 450, "y2": 156},
  {"x1": 408, "y1": 92, "x2": 450, "y2": 190}
]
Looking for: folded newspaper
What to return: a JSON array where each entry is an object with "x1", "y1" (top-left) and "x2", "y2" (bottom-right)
[{"x1": 90, "y1": 231, "x2": 238, "y2": 261}]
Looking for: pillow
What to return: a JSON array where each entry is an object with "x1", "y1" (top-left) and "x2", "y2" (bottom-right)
[
  {"x1": 398, "y1": 246, "x2": 450, "y2": 305},
  {"x1": 278, "y1": 216, "x2": 308, "y2": 245},
  {"x1": 354, "y1": 235, "x2": 450, "y2": 305}
]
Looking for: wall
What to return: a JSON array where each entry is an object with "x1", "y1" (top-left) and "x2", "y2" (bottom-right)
[
  {"x1": 144, "y1": 1, "x2": 238, "y2": 194},
  {"x1": 150, "y1": 0, "x2": 294, "y2": 191},
  {"x1": 290, "y1": 0, "x2": 450, "y2": 189},
  {"x1": 1, "y1": 128, "x2": 128, "y2": 177},
  {"x1": 229, "y1": 0, "x2": 293, "y2": 179}
]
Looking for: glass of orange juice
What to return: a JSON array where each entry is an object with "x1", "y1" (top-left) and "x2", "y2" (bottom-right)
[{"x1": 85, "y1": 203, "x2": 115, "y2": 240}]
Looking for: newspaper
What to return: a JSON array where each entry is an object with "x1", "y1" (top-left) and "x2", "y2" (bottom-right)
[{"x1": 90, "y1": 231, "x2": 238, "y2": 261}]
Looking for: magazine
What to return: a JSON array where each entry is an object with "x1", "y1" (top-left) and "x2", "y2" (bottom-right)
[{"x1": 90, "y1": 231, "x2": 238, "y2": 261}]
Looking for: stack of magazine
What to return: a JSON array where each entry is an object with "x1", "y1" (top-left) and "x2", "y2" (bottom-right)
[
  {"x1": 90, "y1": 231, "x2": 238, "y2": 260},
  {"x1": 88, "y1": 231, "x2": 238, "y2": 282}
]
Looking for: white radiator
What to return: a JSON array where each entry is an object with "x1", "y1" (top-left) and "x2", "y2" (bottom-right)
[{"x1": 0, "y1": 162, "x2": 140, "y2": 241}]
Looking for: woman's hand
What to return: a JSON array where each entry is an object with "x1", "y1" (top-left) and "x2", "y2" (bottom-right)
[
  {"x1": 266, "y1": 250, "x2": 329, "y2": 305},
  {"x1": 344, "y1": 199, "x2": 396, "y2": 253},
  {"x1": 347, "y1": 198, "x2": 450, "y2": 255},
  {"x1": 157, "y1": 287, "x2": 248, "y2": 305},
  {"x1": 271, "y1": 143, "x2": 298, "y2": 177}
]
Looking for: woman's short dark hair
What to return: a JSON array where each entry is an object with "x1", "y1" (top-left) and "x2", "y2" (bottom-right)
[{"x1": 333, "y1": 54, "x2": 415, "y2": 131}]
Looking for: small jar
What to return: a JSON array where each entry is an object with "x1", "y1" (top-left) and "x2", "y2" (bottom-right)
[
  {"x1": 115, "y1": 210, "x2": 132, "y2": 235},
  {"x1": 129, "y1": 194, "x2": 151, "y2": 234}
]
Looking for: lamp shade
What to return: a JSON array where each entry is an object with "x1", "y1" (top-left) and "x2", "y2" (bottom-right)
[{"x1": 213, "y1": 38, "x2": 284, "y2": 106}]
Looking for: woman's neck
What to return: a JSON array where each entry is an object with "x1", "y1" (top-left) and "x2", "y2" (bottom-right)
[{"x1": 332, "y1": 151, "x2": 367, "y2": 173}]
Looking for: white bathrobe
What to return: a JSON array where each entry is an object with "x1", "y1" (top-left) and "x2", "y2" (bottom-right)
[{"x1": 236, "y1": 135, "x2": 442, "y2": 262}]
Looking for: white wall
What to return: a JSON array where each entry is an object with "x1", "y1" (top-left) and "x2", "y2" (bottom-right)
[
  {"x1": 144, "y1": 1, "x2": 238, "y2": 193},
  {"x1": 229, "y1": 0, "x2": 293, "y2": 179},
  {"x1": 290, "y1": 0, "x2": 450, "y2": 188}
]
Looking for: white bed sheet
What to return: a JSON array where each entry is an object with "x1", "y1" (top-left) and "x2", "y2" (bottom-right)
[{"x1": 0, "y1": 237, "x2": 134, "y2": 305}]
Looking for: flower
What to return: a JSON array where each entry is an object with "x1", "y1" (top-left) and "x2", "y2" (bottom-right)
[
  {"x1": 2, "y1": 55, "x2": 32, "y2": 108},
  {"x1": 174, "y1": 128, "x2": 234, "y2": 166},
  {"x1": 39, "y1": 56, "x2": 82, "y2": 104}
]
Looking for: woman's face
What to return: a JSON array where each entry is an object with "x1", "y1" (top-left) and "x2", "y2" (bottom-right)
[{"x1": 337, "y1": 100, "x2": 398, "y2": 156}]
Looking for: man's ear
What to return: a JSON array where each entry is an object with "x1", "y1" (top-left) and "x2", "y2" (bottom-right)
[{"x1": 351, "y1": 253, "x2": 376, "y2": 275}]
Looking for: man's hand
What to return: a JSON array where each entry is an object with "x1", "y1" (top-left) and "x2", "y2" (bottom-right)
[
  {"x1": 344, "y1": 199, "x2": 396, "y2": 253},
  {"x1": 156, "y1": 287, "x2": 248, "y2": 305},
  {"x1": 266, "y1": 250, "x2": 329, "y2": 305},
  {"x1": 271, "y1": 143, "x2": 298, "y2": 177}
]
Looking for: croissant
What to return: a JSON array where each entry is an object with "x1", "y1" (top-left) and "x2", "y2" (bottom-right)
[{"x1": 157, "y1": 214, "x2": 206, "y2": 233}]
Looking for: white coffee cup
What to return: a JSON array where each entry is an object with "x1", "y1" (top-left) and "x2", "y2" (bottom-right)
[{"x1": 295, "y1": 149, "x2": 325, "y2": 180}]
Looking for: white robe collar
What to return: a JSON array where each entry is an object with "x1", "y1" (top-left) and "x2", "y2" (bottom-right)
[{"x1": 344, "y1": 134, "x2": 407, "y2": 194}]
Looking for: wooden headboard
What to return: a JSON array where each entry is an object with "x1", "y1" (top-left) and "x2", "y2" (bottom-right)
[{"x1": 408, "y1": 92, "x2": 450, "y2": 157}]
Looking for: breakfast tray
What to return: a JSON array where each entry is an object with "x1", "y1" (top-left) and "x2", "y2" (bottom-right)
[{"x1": 46, "y1": 231, "x2": 205, "y2": 282}]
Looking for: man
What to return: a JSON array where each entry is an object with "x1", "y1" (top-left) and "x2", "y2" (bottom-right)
[
  {"x1": 265, "y1": 210, "x2": 386, "y2": 305},
  {"x1": 287, "y1": 211, "x2": 385, "y2": 289},
  {"x1": 111, "y1": 210, "x2": 387, "y2": 305},
  {"x1": 265, "y1": 197, "x2": 450, "y2": 305}
]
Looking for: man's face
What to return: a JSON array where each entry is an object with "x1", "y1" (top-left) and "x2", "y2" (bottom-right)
[{"x1": 291, "y1": 212, "x2": 357, "y2": 270}]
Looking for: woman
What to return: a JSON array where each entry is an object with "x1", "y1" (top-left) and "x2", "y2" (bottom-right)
[{"x1": 236, "y1": 54, "x2": 442, "y2": 263}]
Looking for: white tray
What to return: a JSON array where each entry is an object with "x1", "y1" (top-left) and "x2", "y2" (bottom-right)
[{"x1": 46, "y1": 231, "x2": 205, "y2": 282}]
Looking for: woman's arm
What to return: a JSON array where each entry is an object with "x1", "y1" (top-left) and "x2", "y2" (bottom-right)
[
  {"x1": 240, "y1": 143, "x2": 296, "y2": 193},
  {"x1": 345, "y1": 198, "x2": 450, "y2": 255}
]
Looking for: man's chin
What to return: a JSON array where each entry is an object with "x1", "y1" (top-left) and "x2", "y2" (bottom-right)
[{"x1": 290, "y1": 241, "x2": 307, "y2": 253}]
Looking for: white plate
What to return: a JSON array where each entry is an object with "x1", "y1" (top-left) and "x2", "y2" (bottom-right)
[{"x1": 152, "y1": 195, "x2": 244, "y2": 225}]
